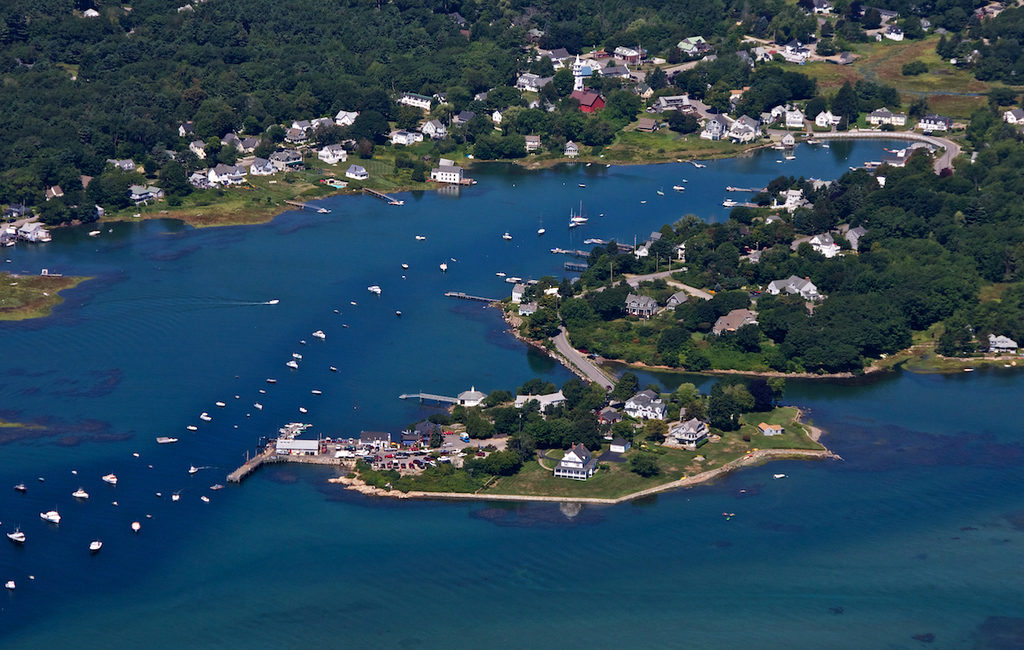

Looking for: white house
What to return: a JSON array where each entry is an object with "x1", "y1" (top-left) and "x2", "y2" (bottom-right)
[
  {"x1": 767, "y1": 275, "x2": 822, "y2": 301},
  {"x1": 511, "y1": 282, "x2": 526, "y2": 303},
  {"x1": 525, "y1": 135, "x2": 542, "y2": 152},
  {"x1": 518, "y1": 301, "x2": 538, "y2": 316},
  {"x1": 988, "y1": 334, "x2": 1018, "y2": 353},
  {"x1": 701, "y1": 114, "x2": 730, "y2": 141},
  {"x1": 345, "y1": 164, "x2": 369, "y2": 180},
  {"x1": 457, "y1": 387, "x2": 486, "y2": 407},
  {"x1": 421, "y1": 119, "x2": 447, "y2": 140},
  {"x1": 16, "y1": 222, "x2": 51, "y2": 242},
  {"x1": 516, "y1": 73, "x2": 552, "y2": 93},
  {"x1": 885, "y1": 26, "x2": 904, "y2": 41},
  {"x1": 359, "y1": 431, "x2": 392, "y2": 450},
  {"x1": 669, "y1": 418, "x2": 709, "y2": 449},
  {"x1": 650, "y1": 95, "x2": 692, "y2": 113},
  {"x1": 83, "y1": 8, "x2": 100, "y2": 18},
  {"x1": 390, "y1": 130, "x2": 424, "y2": 146},
  {"x1": 208, "y1": 164, "x2": 247, "y2": 186},
  {"x1": 677, "y1": 36, "x2": 711, "y2": 57},
  {"x1": 334, "y1": 110, "x2": 359, "y2": 127},
  {"x1": 809, "y1": 233, "x2": 840, "y2": 258},
  {"x1": 514, "y1": 391, "x2": 567, "y2": 411},
  {"x1": 398, "y1": 92, "x2": 432, "y2": 110},
  {"x1": 129, "y1": 185, "x2": 164, "y2": 205},
  {"x1": 564, "y1": 141, "x2": 579, "y2": 158},
  {"x1": 189, "y1": 140, "x2": 207, "y2": 159},
  {"x1": 624, "y1": 293, "x2": 657, "y2": 319},
  {"x1": 178, "y1": 121, "x2": 195, "y2": 138},
  {"x1": 491, "y1": 110, "x2": 503, "y2": 124},
  {"x1": 812, "y1": 0, "x2": 833, "y2": 14},
  {"x1": 553, "y1": 443, "x2": 597, "y2": 480},
  {"x1": 624, "y1": 390, "x2": 667, "y2": 420},
  {"x1": 107, "y1": 158, "x2": 136, "y2": 172},
  {"x1": 188, "y1": 171, "x2": 212, "y2": 188},
  {"x1": 867, "y1": 108, "x2": 908, "y2": 127},
  {"x1": 1004, "y1": 109, "x2": 1024, "y2": 125},
  {"x1": 845, "y1": 225, "x2": 867, "y2": 251},
  {"x1": 609, "y1": 438, "x2": 631, "y2": 453},
  {"x1": 775, "y1": 188, "x2": 808, "y2": 212},
  {"x1": 815, "y1": 110, "x2": 841, "y2": 128},
  {"x1": 729, "y1": 115, "x2": 760, "y2": 143},
  {"x1": 248, "y1": 158, "x2": 276, "y2": 176},
  {"x1": 780, "y1": 43, "x2": 810, "y2": 64},
  {"x1": 318, "y1": 144, "x2": 347, "y2": 165},
  {"x1": 918, "y1": 114, "x2": 952, "y2": 132},
  {"x1": 785, "y1": 108, "x2": 805, "y2": 129},
  {"x1": 430, "y1": 165, "x2": 464, "y2": 184}
]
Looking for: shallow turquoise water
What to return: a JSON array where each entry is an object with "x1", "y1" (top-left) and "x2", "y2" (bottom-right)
[{"x1": 2, "y1": 144, "x2": 1022, "y2": 648}]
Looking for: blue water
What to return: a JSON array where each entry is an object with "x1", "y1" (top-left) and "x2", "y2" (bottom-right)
[{"x1": 3, "y1": 143, "x2": 1023, "y2": 648}]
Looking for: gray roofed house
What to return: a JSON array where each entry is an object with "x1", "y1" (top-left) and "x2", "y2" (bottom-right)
[
  {"x1": 1004, "y1": 108, "x2": 1024, "y2": 125},
  {"x1": 701, "y1": 114, "x2": 730, "y2": 141},
  {"x1": 846, "y1": 225, "x2": 867, "y2": 251},
  {"x1": 666, "y1": 291, "x2": 689, "y2": 308},
  {"x1": 650, "y1": 95, "x2": 691, "y2": 113},
  {"x1": 767, "y1": 275, "x2": 821, "y2": 301},
  {"x1": 359, "y1": 431, "x2": 392, "y2": 448},
  {"x1": 453, "y1": 111, "x2": 476, "y2": 125},
  {"x1": 598, "y1": 406, "x2": 623, "y2": 424},
  {"x1": 129, "y1": 184, "x2": 163, "y2": 205},
  {"x1": 285, "y1": 127, "x2": 308, "y2": 144},
  {"x1": 712, "y1": 308, "x2": 758, "y2": 335},
  {"x1": 599, "y1": 65, "x2": 631, "y2": 78},
  {"x1": 106, "y1": 158, "x2": 136, "y2": 172},
  {"x1": 728, "y1": 115, "x2": 760, "y2": 143},
  {"x1": 669, "y1": 418, "x2": 709, "y2": 449},
  {"x1": 624, "y1": 389, "x2": 667, "y2": 420},
  {"x1": 518, "y1": 301, "x2": 538, "y2": 316},
  {"x1": 918, "y1": 114, "x2": 952, "y2": 132},
  {"x1": 546, "y1": 48, "x2": 572, "y2": 63},
  {"x1": 988, "y1": 334, "x2": 1019, "y2": 353},
  {"x1": 269, "y1": 150, "x2": 303, "y2": 171},
  {"x1": 553, "y1": 443, "x2": 598, "y2": 480},
  {"x1": 625, "y1": 293, "x2": 658, "y2": 319}
]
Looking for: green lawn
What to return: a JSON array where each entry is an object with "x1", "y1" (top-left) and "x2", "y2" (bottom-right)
[{"x1": 605, "y1": 130, "x2": 756, "y2": 163}]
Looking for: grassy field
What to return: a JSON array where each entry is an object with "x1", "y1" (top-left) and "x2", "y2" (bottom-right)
[
  {"x1": 604, "y1": 130, "x2": 758, "y2": 163},
  {"x1": 0, "y1": 273, "x2": 89, "y2": 321}
]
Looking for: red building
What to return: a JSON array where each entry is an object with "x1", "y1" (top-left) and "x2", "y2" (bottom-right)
[{"x1": 570, "y1": 90, "x2": 605, "y2": 113}]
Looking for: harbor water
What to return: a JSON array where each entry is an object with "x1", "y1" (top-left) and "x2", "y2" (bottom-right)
[{"x1": 2, "y1": 142, "x2": 1023, "y2": 648}]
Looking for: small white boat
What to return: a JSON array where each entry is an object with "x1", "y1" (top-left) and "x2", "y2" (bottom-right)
[
  {"x1": 112, "y1": 501, "x2": 118, "y2": 506},
  {"x1": 7, "y1": 530, "x2": 25, "y2": 544},
  {"x1": 439, "y1": 262, "x2": 448, "y2": 272},
  {"x1": 254, "y1": 403, "x2": 263, "y2": 410},
  {"x1": 395, "y1": 310, "x2": 402, "y2": 317},
  {"x1": 188, "y1": 466, "x2": 199, "y2": 475},
  {"x1": 502, "y1": 232, "x2": 512, "y2": 240},
  {"x1": 656, "y1": 189, "x2": 664, "y2": 196},
  {"x1": 415, "y1": 235, "x2": 426, "y2": 241},
  {"x1": 88, "y1": 230, "x2": 101, "y2": 237},
  {"x1": 5, "y1": 580, "x2": 14, "y2": 590},
  {"x1": 292, "y1": 353, "x2": 303, "y2": 360},
  {"x1": 312, "y1": 330, "x2": 326, "y2": 340},
  {"x1": 773, "y1": 473, "x2": 787, "y2": 479},
  {"x1": 89, "y1": 540, "x2": 102, "y2": 553},
  {"x1": 132, "y1": 452, "x2": 139, "y2": 457},
  {"x1": 155, "y1": 492, "x2": 162, "y2": 498},
  {"x1": 298, "y1": 407, "x2": 308, "y2": 414},
  {"x1": 673, "y1": 185, "x2": 685, "y2": 191},
  {"x1": 350, "y1": 300, "x2": 357, "y2": 306},
  {"x1": 578, "y1": 183, "x2": 586, "y2": 188},
  {"x1": 186, "y1": 425, "x2": 198, "y2": 431},
  {"x1": 200, "y1": 495, "x2": 210, "y2": 503},
  {"x1": 199, "y1": 412, "x2": 211, "y2": 422},
  {"x1": 215, "y1": 401, "x2": 226, "y2": 408},
  {"x1": 156, "y1": 437, "x2": 178, "y2": 444},
  {"x1": 131, "y1": 521, "x2": 141, "y2": 533},
  {"x1": 266, "y1": 378, "x2": 277, "y2": 384},
  {"x1": 722, "y1": 199, "x2": 738, "y2": 207},
  {"x1": 73, "y1": 488, "x2": 89, "y2": 499},
  {"x1": 14, "y1": 483, "x2": 26, "y2": 493},
  {"x1": 267, "y1": 299, "x2": 280, "y2": 305},
  {"x1": 71, "y1": 470, "x2": 77, "y2": 475},
  {"x1": 311, "y1": 389, "x2": 323, "y2": 395},
  {"x1": 101, "y1": 474, "x2": 117, "y2": 485},
  {"x1": 259, "y1": 389, "x2": 266, "y2": 394},
  {"x1": 495, "y1": 272, "x2": 506, "y2": 277},
  {"x1": 40, "y1": 510, "x2": 61, "y2": 524},
  {"x1": 171, "y1": 493, "x2": 180, "y2": 502},
  {"x1": 537, "y1": 228, "x2": 546, "y2": 236},
  {"x1": 210, "y1": 484, "x2": 224, "y2": 491},
  {"x1": 286, "y1": 360, "x2": 299, "y2": 369},
  {"x1": 367, "y1": 285, "x2": 382, "y2": 295},
  {"x1": 329, "y1": 366, "x2": 338, "y2": 372}
]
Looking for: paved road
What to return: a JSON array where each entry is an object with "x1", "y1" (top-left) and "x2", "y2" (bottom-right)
[
  {"x1": 623, "y1": 270, "x2": 712, "y2": 300},
  {"x1": 552, "y1": 327, "x2": 614, "y2": 390},
  {"x1": 810, "y1": 129, "x2": 961, "y2": 174}
]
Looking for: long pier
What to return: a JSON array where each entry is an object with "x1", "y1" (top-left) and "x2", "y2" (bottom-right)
[
  {"x1": 227, "y1": 446, "x2": 353, "y2": 483},
  {"x1": 564, "y1": 261, "x2": 589, "y2": 272},
  {"x1": 399, "y1": 392, "x2": 460, "y2": 405},
  {"x1": 725, "y1": 186, "x2": 766, "y2": 193},
  {"x1": 284, "y1": 200, "x2": 331, "y2": 213},
  {"x1": 444, "y1": 291, "x2": 500, "y2": 303},
  {"x1": 550, "y1": 248, "x2": 590, "y2": 258},
  {"x1": 362, "y1": 188, "x2": 404, "y2": 205}
]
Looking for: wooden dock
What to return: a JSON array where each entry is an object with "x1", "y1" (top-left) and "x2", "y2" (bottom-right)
[
  {"x1": 362, "y1": 188, "x2": 404, "y2": 205},
  {"x1": 284, "y1": 200, "x2": 331, "y2": 213},
  {"x1": 549, "y1": 248, "x2": 590, "y2": 258},
  {"x1": 564, "y1": 261, "x2": 589, "y2": 272},
  {"x1": 226, "y1": 447, "x2": 277, "y2": 483},
  {"x1": 227, "y1": 446, "x2": 351, "y2": 483},
  {"x1": 399, "y1": 392, "x2": 459, "y2": 405},
  {"x1": 444, "y1": 291, "x2": 500, "y2": 303},
  {"x1": 725, "y1": 186, "x2": 766, "y2": 193}
]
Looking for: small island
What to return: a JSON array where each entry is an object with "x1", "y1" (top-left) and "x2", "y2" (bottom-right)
[
  {"x1": 325, "y1": 375, "x2": 837, "y2": 504},
  {"x1": 0, "y1": 272, "x2": 89, "y2": 321}
]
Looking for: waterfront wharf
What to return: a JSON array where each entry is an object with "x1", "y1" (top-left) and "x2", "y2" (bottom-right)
[
  {"x1": 399, "y1": 392, "x2": 459, "y2": 404},
  {"x1": 444, "y1": 291, "x2": 500, "y2": 303},
  {"x1": 564, "y1": 261, "x2": 589, "y2": 272},
  {"x1": 227, "y1": 446, "x2": 351, "y2": 483},
  {"x1": 725, "y1": 186, "x2": 766, "y2": 193},
  {"x1": 362, "y1": 188, "x2": 404, "y2": 205},
  {"x1": 550, "y1": 248, "x2": 590, "y2": 258}
]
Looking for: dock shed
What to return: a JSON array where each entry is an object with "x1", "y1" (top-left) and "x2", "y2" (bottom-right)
[{"x1": 275, "y1": 439, "x2": 319, "y2": 455}]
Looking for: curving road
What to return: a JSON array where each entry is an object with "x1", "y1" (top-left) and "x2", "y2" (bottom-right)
[
  {"x1": 809, "y1": 129, "x2": 961, "y2": 174},
  {"x1": 553, "y1": 327, "x2": 615, "y2": 390}
]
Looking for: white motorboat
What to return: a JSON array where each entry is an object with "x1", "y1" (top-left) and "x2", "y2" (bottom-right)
[
  {"x1": 73, "y1": 488, "x2": 89, "y2": 499},
  {"x1": 131, "y1": 521, "x2": 141, "y2": 533},
  {"x1": 439, "y1": 262, "x2": 448, "y2": 272},
  {"x1": 200, "y1": 495, "x2": 210, "y2": 503},
  {"x1": 367, "y1": 285, "x2": 382, "y2": 295},
  {"x1": 40, "y1": 510, "x2": 61, "y2": 524},
  {"x1": 259, "y1": 389, "x2": 266, "y2": 394},
  {"x1": 311, "y1": 389, "x2": 323, "y2": 395},
  {"x1": 215, "y1": 401, "x2": 226, "y2": 408},
  {"x1": 656, "y1": 189, "x2": 665, "y2": 196},
  {"x1": 578, "y1": 183, "x2": 586, "y2": 188},
  {"x1": 186, "y1": 425, "x2": 198, "y2": 431},
  {"x1": 210, "y1": 484, "x2": 224, "y2": 491},
  {"x1": 415, "y1": 235, "x2": 426, "y2": 241},
  {"x1": 266, "y1": 378, "x2": 277, "y2": 384},
  {"x1": 199, "y1": 412, "x2": 212, "y2": 422},
  {"x1": 495, "y1": 272, "x2": 506, "y2": 277},
  {"x1": 254, "y1": 402, "x2": 263, "y2": 410},
  {"x1": 112, "y1": 501, "x2": 118, "y2": 506},
  {"x1": 7, "y1": 530, "x2": 25, "y2": 544},
  {"x1": 286, "y1": 360, "x2": 299, "y2": 369},
  {"x1": 537, "y1": 228, "x2": 546, "y2": 235},
  {"x1": 171, "y1": 493, "x2": 180, "y2": 502},
  {"x1": 88, "y1": 230, "x2": 101, "y2": 237},
  {"x1": 292, "y1": 353, "x2": 303, "y2": 360},
  {"x1": 640, "y1": 200, "x2": 647, "y2": 204},
  {"x1": 5, "y1": 580, "x2": 14, "y2": 590},
  {"x1": 89, "y1": 540, "x2": 102, "y2": 553},
  {"x1": 350, "y1": 300, "x2": 357, "y2": 305},
  {"x1": 156, "y1": 436, "x2": 178, "y2": 444},
  {"x1": 395, "y1": 310, "x2": 402, "y2": 317},
  {"x1": 266, "y1": 299, "x2": 280, "y2": 305},
  {"x1": 673, "y1": 185, "x2": 685, "y2": 191},
  {"x1": 773, "y1": 473, "x2": 787, "y2": 479},
  {"x1": 298, "y1": 407, "x2": 308, "y2": 414},
  {"x1": 13, "y1": 483, "x2": 26, "y2": 493},
  {"x1": 329, "y1": 366, "x2": 338, "y2": 372},
  {"x1": 401, "y1": 263, "x2": 409, "y2": 269},
  {"x1": 312, "y1": 330, "x2": 326, "y2": 340},
  {"x1": 132, "y1": 452, "x2": 139, "y2": 457},
  {"x1": 188, "y1": 465, "x2": 199, "y2": 475},
  {"x1": 722, "y1": 199, "x2": 738, "y2": 207},
  {"x1": 502, "y1": 232, "x2": 512, "y2": 240},
  {"x1": 101, "y1": 474, "x2": 117, "y2": 485}
]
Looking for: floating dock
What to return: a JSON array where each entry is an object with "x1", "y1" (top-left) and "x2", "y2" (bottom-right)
[
  {"x1": 363, "y1": 188, "x2": 404, "y2": 205},
  {"x1": 444, "y1": 291, "x2": 500, "y2": 303}
]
